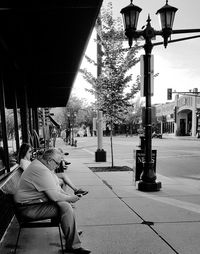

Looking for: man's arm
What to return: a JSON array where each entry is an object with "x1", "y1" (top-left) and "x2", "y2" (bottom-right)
[
  {"x1": 56, "y1": 173, "x2": 78, "y2": 191},
  {"x1": 45, "y1": 189, "x2": 79, "y2": 203}
]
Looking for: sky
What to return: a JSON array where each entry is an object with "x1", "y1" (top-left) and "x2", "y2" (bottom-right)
[{"x1": 72, "y1": 0, "x2": 200, "y2": 105}]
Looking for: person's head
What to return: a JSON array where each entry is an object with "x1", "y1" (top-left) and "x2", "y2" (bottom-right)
[
  {"x1": 18, "y1": 143, "x2": 32, "y2": 163},
  {"x1": 41, "y1": 148, "x2": 62, "y2": 171}
]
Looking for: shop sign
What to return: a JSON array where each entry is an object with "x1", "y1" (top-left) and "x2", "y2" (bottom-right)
[{"x1": 178, "y1": 96, "x2": 193, "y2": 108}]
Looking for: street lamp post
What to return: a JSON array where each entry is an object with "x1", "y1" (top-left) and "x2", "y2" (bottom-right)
[
  {"x1": 66, "y1": 112, "x2": 70, "y2": 144},
  {"x1": 71, "y1": 112, "x2": 77, "y2": 147},
  {"x1": 121, "y1": 0, "x2": 200, "y2": 191}
]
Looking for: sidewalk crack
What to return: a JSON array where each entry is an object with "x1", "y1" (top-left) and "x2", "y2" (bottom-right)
[{"x1": 102, "y1": 179, "x2": 112, "y2": 190}]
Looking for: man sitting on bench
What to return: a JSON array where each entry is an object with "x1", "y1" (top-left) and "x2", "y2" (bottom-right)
[{"x1": 14, "y1": 148, "x2": 90, "y2": 254}]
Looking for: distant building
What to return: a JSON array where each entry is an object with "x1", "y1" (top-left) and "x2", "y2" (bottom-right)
[{"x1": 155, "y1": 88, "x2": 200, "y2": 137}]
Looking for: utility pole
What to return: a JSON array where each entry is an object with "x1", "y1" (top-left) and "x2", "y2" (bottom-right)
[{"x1": 95, "y1": 15, "x2": 106, "y2": 162}]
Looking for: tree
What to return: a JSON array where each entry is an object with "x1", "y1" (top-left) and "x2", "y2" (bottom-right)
[
  {"x1": 127, "y1": 96, "x2": 145, "y2": 134},
  {"x1": 80, "y1": 2, "x2": 141, "y2": 167},
  {"x1": 6, "y1": 110, "x2": 15, "y2": 139},
  {"x1": 76, "y1": 105, "x2": 96, "y2": 136},
  {"x1": 0, "y1": 109, "x2": 20, "y2": 153}
]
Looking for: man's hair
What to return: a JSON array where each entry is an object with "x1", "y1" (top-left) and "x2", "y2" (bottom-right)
[{"x1": 42, "y1": 148, "x2": 61, "y2": 162}]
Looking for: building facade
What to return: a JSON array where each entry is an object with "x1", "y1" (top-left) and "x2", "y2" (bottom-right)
[{"x1": 155, "y1": 88, "x2": 200, "y2": 137}]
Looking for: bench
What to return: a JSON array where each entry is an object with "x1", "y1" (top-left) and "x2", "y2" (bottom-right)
[
  {"x1": 0, "y1": 166, "x2": 64, "y2": 254},
  {"x1": 0, "y1": 166, "x2": 23, "y2": 241}
]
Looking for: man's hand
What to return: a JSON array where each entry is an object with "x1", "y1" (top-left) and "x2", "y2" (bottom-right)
[
  {"x1": 69, "y1": 194, "x2": 80, "y2": 203},
  {"x1": 45, "y1": 190, "x2": 80, "y2": 203}
]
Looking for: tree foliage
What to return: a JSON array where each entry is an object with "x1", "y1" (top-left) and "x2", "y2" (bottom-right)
[
  {"x1": 79, "y1": 2, "x2": 142, "y2": 125},
  {"x1": 57, "y1": 95, "x2": 95, "y2": 131}
]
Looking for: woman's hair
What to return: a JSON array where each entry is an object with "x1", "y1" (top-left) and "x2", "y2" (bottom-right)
[{"x1": 18, "y1": 143, "x2": 32, "y2": 163}]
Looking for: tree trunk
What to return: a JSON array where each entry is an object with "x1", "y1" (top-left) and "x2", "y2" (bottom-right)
[{"x1": 110, "y1": 119, "x2": 114, "y2": 168}]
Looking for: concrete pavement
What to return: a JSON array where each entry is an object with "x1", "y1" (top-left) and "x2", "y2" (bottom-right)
[{"x1": 1, "y1": 137, "x2": 200, "y2": 254}]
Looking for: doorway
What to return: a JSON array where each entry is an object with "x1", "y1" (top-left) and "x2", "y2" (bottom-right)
[{"x1": 180, "y1": 119, "x2": 186, "y2": 136}]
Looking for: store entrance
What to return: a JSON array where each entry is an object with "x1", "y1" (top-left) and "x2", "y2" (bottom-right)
[
  {"x1": 179, "y1": 111, "x2": 192, "y2": 136},
  {"x1": 187, "y1": 111, "x2": 192, "y2": 135},
  {"x1": 180, "y1": 119, "x2": 186, "y2": 135}
]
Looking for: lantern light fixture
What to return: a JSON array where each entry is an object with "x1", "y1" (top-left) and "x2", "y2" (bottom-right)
[
  {"x1": 156, "y1": 0, "x2": 178, "y2": 30},
  {"x1": 121, "y1": 0, "x2": 178, "y2": 48},
  {"x1": 120, "y1": 0, "x2": 142, "y2": 47},
  {"x1": 156, "y1": 0, "x2": 178, "y2": 47}
]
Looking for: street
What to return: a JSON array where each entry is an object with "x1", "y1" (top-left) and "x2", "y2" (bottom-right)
[
  {"x1": 2, "y1": 135, "x2": 200, "y2": 254},
  {"x1": 67, "y1": 135, "x2": 200, "y2": 180}
]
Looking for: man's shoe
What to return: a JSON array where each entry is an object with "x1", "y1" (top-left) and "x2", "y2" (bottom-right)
[
  {"x1": 74, "y1": 189, "x2": 88, "y2": 196},
  {"x1": 78, "y1": 230, "x2": 83, "y2": 236},
  {"x1": 65, "y1": 247, "x2": 91, "y2": 254},
  {"x1": 64, "y1": 161, "x2": 71, "y2": 165}
]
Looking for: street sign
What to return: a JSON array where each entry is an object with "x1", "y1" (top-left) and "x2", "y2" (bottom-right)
[
  {"x1": 134, "y1": 149, "x2": 157, "y2": 182},
  {"x1": 140, "y1": 55, "x2": 154, "y2": 97}
]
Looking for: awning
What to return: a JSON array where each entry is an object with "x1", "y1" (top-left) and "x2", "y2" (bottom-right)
[
  {"x1": 0, "y1": 0, "x2": 103, "y2": 108},
  {"x1": 48, "y1": 115, "x2": 60, "y2": 129}
]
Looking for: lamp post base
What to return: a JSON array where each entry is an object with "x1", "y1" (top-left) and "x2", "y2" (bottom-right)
[
  {"x1": 95, "y1": 149, "x2": 106, "y2": 162},
  {"x1": 138, "y1": 181, "x2": 162, "y2": 192}
]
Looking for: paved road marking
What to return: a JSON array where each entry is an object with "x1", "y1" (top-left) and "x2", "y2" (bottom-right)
[
  {"x1": 159, "y1": 154, "x2": 200, "y2": 159},
  {"x1": 82, "y1": 148, "x2": 94, "y2": 155},
  {"x1": 139, "y1": 193, "x2": 200, "y2": 214}
]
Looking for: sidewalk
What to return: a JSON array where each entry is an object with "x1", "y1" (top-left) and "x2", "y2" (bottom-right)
[
  {"x1": 162, "y1": 133, "x2": 199, "y2": 141},
  {"x1": 1, "y1": 138, "x2": 200, "y2": 254}
]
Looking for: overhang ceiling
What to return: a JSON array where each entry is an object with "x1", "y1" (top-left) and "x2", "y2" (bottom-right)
[{"x1": 0, "y1": 0, "x2": 103, "y2": 108}]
